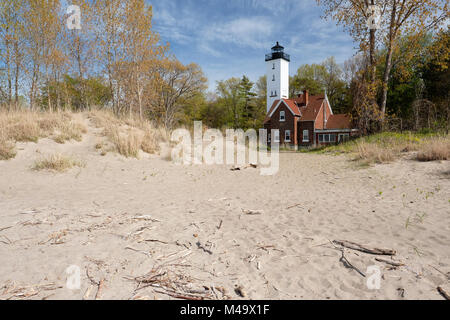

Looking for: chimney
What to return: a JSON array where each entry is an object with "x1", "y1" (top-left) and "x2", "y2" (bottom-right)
[{"x1": 304, "y1": 90, "x2": 309, "y2": 106}]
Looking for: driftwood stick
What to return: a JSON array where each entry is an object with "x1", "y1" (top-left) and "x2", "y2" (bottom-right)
[
  {"x1": 154, "y1": 289, "x2": 205, "y2": 300},
  {"x1": 339, "y1": 250, "x2": 366, "y2": 277},
  {"x1": 375, "y1": 258, "x2": 405, "y2": 267},
  {"x1": 437, "y1": 286, "x2": 450, "y2": 300},
  {"x1": 95, "y1": 279, "x2": 105, "y2": 300},
  {"x1": 333, "y1": 240, "x2": 396, "y2": 256},
  {"x1": 286, "y1": 203, "x2": 303, "y2": 210}
]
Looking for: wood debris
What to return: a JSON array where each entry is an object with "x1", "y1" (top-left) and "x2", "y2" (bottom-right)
[
  {"x1": 333, "y1": 240, "x2": 396, "y2": 256},
  {"x1": 437, "y1": 286, "x2": 450, "y2": 300},
  {"x1": 234, "y1": 285, "x2": 246, "y2": 297},
  {"x1": 130, "y1": 264, "x2": 225, "y2": 300},
  {"x1": 242, "y1": 209, "x2": 263, "y2": 215},
  {"x1": 375, "y1": 258, "x2": 405, "y2": 268}
]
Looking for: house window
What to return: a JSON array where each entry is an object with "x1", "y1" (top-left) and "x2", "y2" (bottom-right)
[
  {"x1": 319, "y1": 134, "x2": 337, "y2": 143},
  {"x1": 273, "y1": 130, "x2": 280, "y2": 142},
  {"x1": 303, "y1": 130, "x2": 309, "y2": 142},
  {"x1": 279, "y1": 111, "x2": 285, "y2": 122},
  {"x1": 338, "y1": 133, "x2": 350, "y2": 143},
  {"x1": 285, "y1": 130, "x2": 291, "y2": 142}
]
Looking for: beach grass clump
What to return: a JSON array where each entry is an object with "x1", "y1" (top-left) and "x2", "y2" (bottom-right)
[
  {"x1": 305, "y1": 131, "x2": 449, "y2": 165},
  {"x1": 32, "y1": 153, "x2": 85, "y2": 172},
  {"x1": 0, "y1": 133, "x2": 16, "y2": 160},
  {"x1": 90, "y1": 109, "x2": 167, "y2": 157},
  {"x1": 417, "y1": 137, "x2": 450, "y2": 161},
  {"x1": 53, "y1": 121, "x2": 87, "y2": 144},
  {"x1": 104, "y1": 125, "x2": 142, "y2": 158}
]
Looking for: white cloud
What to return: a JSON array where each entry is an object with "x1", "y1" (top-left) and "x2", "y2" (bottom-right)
[{"x1": 203, "y1": 16, "x2": 275, "y2": 49}]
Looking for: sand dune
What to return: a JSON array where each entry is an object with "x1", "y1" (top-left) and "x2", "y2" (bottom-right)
[{"x1": 0, "y1": 116, "x2": 449, "y2": 300}]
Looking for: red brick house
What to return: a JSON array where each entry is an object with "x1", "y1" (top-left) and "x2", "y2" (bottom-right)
[{"x1": 263, "y1": 90, "x2": 358, "y2": 148}]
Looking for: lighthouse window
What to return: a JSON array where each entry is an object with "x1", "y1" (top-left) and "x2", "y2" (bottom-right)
[
  {"x1": 272, "y1": 63, "x2": 275, "y2": 70},
  {"x1": 272, "y1": 75, "x2": 275, "y2": 81}
]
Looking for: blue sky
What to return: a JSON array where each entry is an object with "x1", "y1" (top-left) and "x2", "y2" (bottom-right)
[{"x1": 150, "y1": 0, "x2": 357, "y2": 90}]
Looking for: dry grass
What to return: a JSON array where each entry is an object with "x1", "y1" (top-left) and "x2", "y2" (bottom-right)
[
  {"x1": 0, "y1": 111, "x2": 87, "y2": 160},
  {"x1": 32, "y1": 153, "x2": 85, "y2": 172},
  {"x1": 417, "y1": 137, "x2": 450, "y2": 161},
  {"x1": 53, "y1": 121, "x2": 87, "y2": 144},
  {"x1": 0, "y1": 133, "x2": 16, "y2": 160},
  {"x1": 312, "y1": 132, "x2": 450, "y2": 165},
  {"x1": 89, "y1": 110, "x2": 167, "y2": 158},
  {"x1": 355, "y1": 141, "x2": 396, "y2": 164},
  {"x1": 105, "y1": 125, "x2": 142, "y2": 158}
]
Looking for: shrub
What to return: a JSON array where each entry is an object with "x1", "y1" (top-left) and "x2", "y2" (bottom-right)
[
  {"x1": 32, "y1": 153, "x2": 85, "y2": 172},
  {"x1": 0, "y1": 133, "x2": 16, "y2": 160},
  {"x1": 417, "y1": 137, "x2": 450, "y2": 161},
  {"x1": 105, "y1": 125, "x2": 141, "y2": 158}
]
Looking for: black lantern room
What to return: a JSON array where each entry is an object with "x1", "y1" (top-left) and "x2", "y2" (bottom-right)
[{"x1": 265, "y1": 42, "x2": 290, "y2": 62}]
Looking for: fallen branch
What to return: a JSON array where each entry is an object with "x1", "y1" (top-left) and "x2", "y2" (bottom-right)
[
  {"x1": 333, "y1": 240, "x2": 396, "y2": 256},
  {"x1": 86, "y1": 267, "x2": 105, "y2": 300},
  {"x1": 140, "y1": 239, "x2": 169, "y2": 245},
  {"x1": 339, "y1": 250, "x2": 366, "y2": 277},
  {"x1": 95, "y1": 279, "x2": 105, "y2": 300},
  {"x1": 286, "y1": 203, "x2": 303, "y2": 210},
  {"x1": 375, "y1": 258, "x2": 404, "y2": 267},
  {"x1": 437, "y1": 286, "x2": 450, "y2": 300}
]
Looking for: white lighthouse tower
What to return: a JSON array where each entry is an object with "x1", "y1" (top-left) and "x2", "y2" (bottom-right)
[{"x1": 266, "y1": 42, "x2": 290, "y2": 112}]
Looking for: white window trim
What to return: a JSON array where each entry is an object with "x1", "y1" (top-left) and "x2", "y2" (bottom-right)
[
  {"x1": 279, "y1": 111, "x2": 285, "y2": 122},
  {"x1": 285, "y1": 130, "x2": 291, "y2": 142},
  {"x1": 319, "y1": 133, "x2": 337, "y2": 143},
  {"x1": 273, "y1": 131, "x2": 280, "y2": 143},
  {"x1": 303, "y1": 130, "x2": 309, "y2": 142}
]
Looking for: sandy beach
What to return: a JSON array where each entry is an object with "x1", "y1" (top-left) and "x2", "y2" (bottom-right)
[{"x1": 0, "y1": 117, "x2": 449, "y2": 300}]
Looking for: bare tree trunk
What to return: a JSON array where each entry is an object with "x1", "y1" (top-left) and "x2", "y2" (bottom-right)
[
  {"x1": 14, "y1": 41, "x2": 20, "y2": 109},
  {"x1": 6, "y1": 37, "x2": 12, "y2": 108},
  {"x1": 368, "y1": 0, "x2": 377, "y2": 84},
  {"x1": 30, "y1": 63, "x2": 39, "y2": 111},
  {"x1": 381, "y1": 44, "x2": 394, "y2": 117},
  {"x1": 380, "y1": 2, "x2": 397, "y2": 122}
]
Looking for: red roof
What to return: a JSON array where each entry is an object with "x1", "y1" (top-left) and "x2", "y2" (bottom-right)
[
  {"x1": 264, "y1": 93, "x2": 354, "y2": 130},
  {"x1": 264, "y1": 99, "x2": 300, "y2": 123},
  {"x1": 264, "y1": 93, "x2": 325, "y2": 123},
  {"x1": 326, "y1": 114, "x2": 352, "y2": 129},
  {"x1": 299, "y1": 95, "x2": 325, "y2": 121}
]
